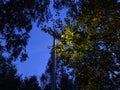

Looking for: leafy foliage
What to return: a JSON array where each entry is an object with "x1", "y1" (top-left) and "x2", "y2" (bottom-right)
[
  {"x1": 0, "y1": 0, "x2": 50, "y2": 61},
  {"x1": 46, "y1": 0, "x2": 120, "y2": 89},
  {"x1": 40, "y1": 57, "x2": 75, "y2": 90},
  {"x1": 0, "y1": 55, "x2": 21, "y2": 90},
  {"x1": 20, "y1": 76, "x2": 41, "y2": 90},
  {"x1": 0, "y1": 55, "x2": 41, "y2": 90}
]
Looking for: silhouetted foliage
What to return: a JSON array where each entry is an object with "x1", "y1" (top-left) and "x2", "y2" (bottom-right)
[
  {"x1": 20, "y1": 76, "x2": 41, "y2": 90},
  {"x1": 60, "y1": 73, "x2": 75, "y2": 90},
  {"x1": 0, "y1": 0, "x2": 51, "y2": 61},
  {"x1": 0, "y1": 55, "x2": 22, "y2": 90},
  {"x1": 40, "y1": 57, "x2": 75, "y2": 90},
  {"x1": 0, "y1": 55, "x2": 41, "y2": 90},
  {"x1": 0, "y1": 0, "x2": 52, "y2": 89}
]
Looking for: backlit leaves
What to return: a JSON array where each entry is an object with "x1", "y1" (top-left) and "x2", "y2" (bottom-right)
[{"x1": 51, "y1": 0, "x2": 120, "y2": 89}]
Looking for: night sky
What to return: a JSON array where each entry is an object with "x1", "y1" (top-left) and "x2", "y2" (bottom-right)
[
  {"x1": 15, "y1": 5, "x2": 68, "y2": 78},
  {"x1": 15, "y1": 22, "x2": 53, "y2": 78}
]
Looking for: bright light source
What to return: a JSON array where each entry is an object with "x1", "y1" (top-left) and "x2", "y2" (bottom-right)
[{"x1": 61, "y1": 35, "x2": 64, "y2": 38}]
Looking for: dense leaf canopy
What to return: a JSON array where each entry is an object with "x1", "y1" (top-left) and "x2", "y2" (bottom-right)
[
  {"x1": 0, "y1": 0, "x2": 50, "y2": 61},
  {"x1": 49, "y1": 0, "x2": 120, "y2": 89}
]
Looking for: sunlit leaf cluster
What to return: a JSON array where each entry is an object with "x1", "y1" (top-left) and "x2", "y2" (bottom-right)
[{"x1": 53, "y1": 0, "x2": 120, "y2": 89}]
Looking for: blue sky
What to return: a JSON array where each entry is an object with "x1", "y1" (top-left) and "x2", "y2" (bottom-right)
[
  {"x1": 15, "y1": 4, "x2": 67, "y2": 78},
  {"x1": 15, "y1": 22, "x2": 53, "y2": 78}
]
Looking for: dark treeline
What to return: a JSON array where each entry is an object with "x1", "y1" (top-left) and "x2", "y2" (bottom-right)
[
  {"x1": 0, "y1": 55, "x2": 40, "y2": 90},
  {"x1": 0, "y1": 54, "x2": 76, "y2": 90}
]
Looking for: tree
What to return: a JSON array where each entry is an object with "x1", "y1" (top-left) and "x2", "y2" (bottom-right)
[
  {"x1": 0, "y1": 55, "x2": 22, "y2": 90},
  {"x1": 20, "y1": 76, "x2": 41, "y2": 90},
  {"x1": 0, "y1": 55, "x2": 42, "y2": 90},
  {"x1": 0, "y1": 1, "x2": 52, "y2": 89},
  {"x1": 0, "y1": 0, "x2": 51, "y2": 61},
  {"x1": 45, "y1": 0, "x2": 120, "y2": 89},
  {"x1": 60, "y1": 73, "x2": 75, "y2": 90},
  {"x1": 40, "y1": 55, "x2": 75, "y2": 90}
]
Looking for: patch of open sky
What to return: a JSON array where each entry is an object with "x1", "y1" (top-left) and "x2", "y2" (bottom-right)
[
  {"x1": 15, "y1": 22, "x2": 53, "y2": 78},
  {"x1": 118, "y1": 0, "x2": 120, "y2": 3},
  {"x1": 98, "y1": 40, "x2": 107, "y2": 50},
  {"x1": 1, "y1": 0, "x2": 10, "y2": 4},
  {"x1": 15, "y1": 0, "x2": 69, "y2": 79}
]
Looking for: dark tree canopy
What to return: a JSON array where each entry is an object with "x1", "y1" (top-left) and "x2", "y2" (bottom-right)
[
  {"x1": 0, "y1": 55, "x2": 41, "y2": 90},
  {"x1": 20, "y1": 76, "x2": 41, "y2": 90},
  {"x1": 0, "y1": 0, "x2": 51, "y2": 61},
  {"x1": 40, "y1": 54, "x2": 75, "y2": 90},
  {"x1": 0, "y1": 55, "x2": 21, "y2": 90},
  {"x1": 43, "y1": 0, "x2": 120, "y2": 89}
]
